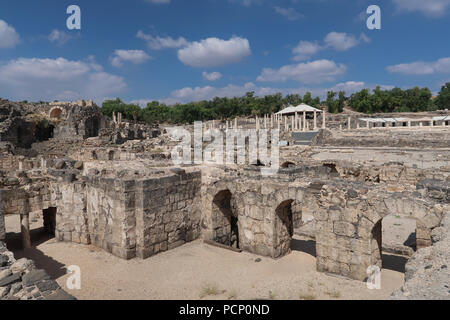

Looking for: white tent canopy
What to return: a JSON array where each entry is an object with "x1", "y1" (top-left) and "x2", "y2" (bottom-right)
[{"x1": 276, "y1": 103, "x2": 322, "y2": 115}]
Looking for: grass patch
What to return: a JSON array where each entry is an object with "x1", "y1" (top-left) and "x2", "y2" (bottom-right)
[
  {"x1": 199, "y1": 284, "x2": 225, "y2": 299},
  {"x1": 299, "y1": 292, "x2": 316, "y2": 300},
  {"x1": 325, "y1": 289, "x2": 341, "y2": 299},
  {"x1": 227, "y1": 289, "x2": 238, "y2": 300}
]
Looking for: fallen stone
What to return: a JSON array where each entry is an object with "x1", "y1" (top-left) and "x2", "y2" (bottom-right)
[
  {"x1": 0, "y1": 273, "x2": 21, "y2": 287},
  {"x1": 22, "y1": 269, "x2": 50, "y2": 287}
]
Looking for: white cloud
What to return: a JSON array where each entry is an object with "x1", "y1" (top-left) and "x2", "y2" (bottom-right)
[
  {"x1": 110, "y1": 49, "x2": 151, "y2": 67},
  {"x1": 292, "y1": 41, "x2": 322, "y2": 61},
  {"x1": 202, "y1": 71, "x2": 222, "y2": 81},
  {"x1": 275, "y1": 7, "x2": 303, "y2": 21},
  {"x1": 0, "y1": 20, "x2": 20, "y2": 49},
  {"x1": 291, "y1": 32, "x2": 370, "y2": 60},
  {"x1": 392, "y1": 0, "x2": 450, "y2": 17},
  {"x1": 387, "y1": 57, "x2": 450, "y2": 75},
  {"x1": 178, "y1": 36, "x2": 251, "y2": 67},
  {"x1": 135, "y1": 80, "x2": 391, "y2": 105},
  {"x1": 324, "y1": 32, "x2": 360, "y2": 51},
  {"x1": 0, "y1": 57, "x2": 127, "y2": 102},
  {"x1": 137, "y1": 31, "x2": 189, "y2": 50},
  {"x1": 48, "y1": 29, "x2": 78, "y2": 46},
  {"x1": 257, "y1": 59, "x2": 347, "y2": 84}
]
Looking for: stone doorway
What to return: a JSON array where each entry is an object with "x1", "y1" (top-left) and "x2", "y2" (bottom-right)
[
  {"x1": 274, "y1": 200, "x2": 294, "y2": 258},
  {"x1": 212, "y1": 190, "x2": 239, "y2": 249},
  {"x1": 43, "y1": 207, "x2": 57, "y2": 237}
]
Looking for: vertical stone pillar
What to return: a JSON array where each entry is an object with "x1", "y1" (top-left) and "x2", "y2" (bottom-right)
[
  {"x1": 408, "y1": 121, "x2": 411, "y2": 127},
  {"x1": 303, "y1": 112, "x2": 306, "y2": 132},
  {"x1": 291, "y1": 116, "x2": 294, "y2": 132},
  {"x1": 277, "y1": 117, "x2": 280, "y2": 130},
  {"x1": 294, "y1": 112, "x2": 298, "y2": 130},
  {"x1": 270, "y1": 114, "x2": 274, "y2": 128},
  {"x1": 313, "y1": 111, "x2": 317, "y2": 130},
  {"x1": 21, "y1": 213, "x2": 31, "y2": 249},
  {"x1": 322, "y1": 111, "x2": 326, "y2": 129},
  {"x1": 256, "y1": 116, "x2": 260, "y2": 131},
  {"x1": 430, "y1": 119, "x2": 434, "y2": 127},
  {"x1": 366, "y1": 120, "x2": 369, "y2": 129},
  {"x1": 235, "y1": 118, "x2": 238, "y2": 129},
  {"x1": 112, "y1": 112, "x2": 116, "y2": 123},
  {"x1": 264, "y1": 115, "x2": 267, "y2": 129},
  {"x1": 347, "y1": 117, "x2": 351, "y2": 130},
  {"x1": 357, "y1": 122, "x2": 360, "y2": 130},
  {"x1": 284, "y1": 116, "x2": 288, "y2": 132}
]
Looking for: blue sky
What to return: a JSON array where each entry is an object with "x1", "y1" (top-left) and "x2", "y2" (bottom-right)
[{"x1": 1, "y1": 0, "x2": 450, "y2": 105}]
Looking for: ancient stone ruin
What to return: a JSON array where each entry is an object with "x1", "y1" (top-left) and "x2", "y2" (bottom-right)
[{"x1": 0, "y1": 99, "x2": 449, "y2": 300}]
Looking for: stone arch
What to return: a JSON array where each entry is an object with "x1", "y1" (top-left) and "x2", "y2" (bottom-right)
[
  {"x1": 210, "y1": 189, "x2": 239, "y2": 248},
  {"x1": 274, "y1": 199, "x2": 294, "y2": 258},
  {"x1": 281, "y1": 161, "x2": 295, "y2": 168},
  {"x1": 49, "y1": 107, "x2": 63, "y2": 120},
  {"x1": 314, "y1": 185, "x2": 443, "y2": 281}
]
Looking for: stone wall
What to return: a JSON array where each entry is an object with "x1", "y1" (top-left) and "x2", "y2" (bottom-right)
[
  {"x1": 314, "y1": 180, "x2": 444, "y2": 281},
  {"x1": 135, "y1": 171, "x2": 202, "y2": 258},
  {"x1": 391, "y1": 211, "x2": 450, "y2": 300},
  {"x1": 0, "y1": 192, "x2": 5, "y2": 241}
]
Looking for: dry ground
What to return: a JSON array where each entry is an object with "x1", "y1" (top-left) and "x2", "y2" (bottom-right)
[{"x1": 4, "y1": 214, "x2": 405, "y2": 300}]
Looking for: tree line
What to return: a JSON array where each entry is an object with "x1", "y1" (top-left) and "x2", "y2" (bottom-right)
[{"x1": 101, "y1": 83, "x2": 450, "y2": 124}]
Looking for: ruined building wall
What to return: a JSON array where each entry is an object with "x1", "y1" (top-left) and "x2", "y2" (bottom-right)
[
  {"x1": 135, "y1": 172, "x2": 202, "y2": 259},
  {"x1": 51, "y1": 171, "x2": 203, "y2": 260},
  {"x1": 315, "y1": 181, "x2": 444, "y2": 281}
]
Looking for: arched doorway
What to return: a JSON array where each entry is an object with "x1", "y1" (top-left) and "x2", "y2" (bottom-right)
[
  {"x1": 49, "y1": 108, "x2": 63, "y2": 120},
  {"x1": 371, "y1": 215, "x2": 426, "y2": 273},
  {"x1": 43, "y1": 207, "x2": 57, "y2": 237},
  {"x1": 212, "y1": 190, "x2": 239, "y2": 249},
  {"x1": 274, "y1": 200, "x2": 294, "y2": 258}
]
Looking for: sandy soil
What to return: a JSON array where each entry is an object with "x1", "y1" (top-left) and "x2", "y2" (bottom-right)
[{"x1": 4, "y1": 214, "x2": 405, "y2": 300}]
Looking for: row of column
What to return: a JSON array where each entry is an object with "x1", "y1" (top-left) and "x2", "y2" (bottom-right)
[{"x1": 206, "y1": 111, "x2": 327, "y2": 132}]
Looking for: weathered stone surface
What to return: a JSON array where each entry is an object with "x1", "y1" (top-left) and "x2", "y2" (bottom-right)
[{"x1": 22, "y1": 270, "x2": 50, "y2": 287}]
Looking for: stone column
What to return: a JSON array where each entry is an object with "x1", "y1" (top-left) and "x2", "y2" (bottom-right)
[
  {"x1": 347, "y1": 117, "x2": 351, "y2": 130},
  {"x1": 235, "y1": 118, "x2": 238, "y2": 129},
  {"x1": 303, "y1": 112, "x2": 306, "y2": 132},
  {"x1": 284, "y1": 116, "x2": 288, "y2": 132},
  {"x1": 408, "y1": 121, "x2": 411, "y2": 127},
  {"x1": 313, "y1": 111, "x2": 317, "y2": 130},
  {"x1": 256, "y1": 116, "x2": 260, "y2": 131},
  {"x1": 366, "y1": 120, "x2": 369, "y2": 129},
  {"x1": 294, "y1": 112, "x2": 298, "y2": 130},
  {"x1": 430, "y1": 119, "x2": 434, "y2": 127},
  {"x1": 322, "y1": 111, "x2": 326, "y2": 129},
  {"x1": 21, "y1": 213, "x2": 31, "y2": 249},
  {"x1": 112, "y1": 112, "x2": 117, "y2": 123},
  {"x1": 291, "y1": 116, "x2": 294, "y2": 131}
]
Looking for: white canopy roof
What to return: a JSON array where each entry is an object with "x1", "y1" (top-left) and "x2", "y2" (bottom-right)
[{"x1": 276, "y1": 103, "x2": 322, "y2": 115}]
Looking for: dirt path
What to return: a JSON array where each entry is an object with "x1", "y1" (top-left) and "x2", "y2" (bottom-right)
[{"x1": 4, "y1": 214, "x2": 404, "y2": 300}]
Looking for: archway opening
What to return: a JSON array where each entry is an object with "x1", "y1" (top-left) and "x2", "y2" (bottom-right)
[
  {"x1": 281, "y1": 161, "x2": 295, "y2": 169},
  {"x1": 212, "y1": 190, "x2": 239, "y2": 249},
  {"x1": 274, "y1": 200, "x2": 294, "y2": 258},
  {"x1": 371, "y1": 215, "x2": 420, "y2": 274},
  {"x1": 43, "y1": 207, "x2": 57, "y2": 237},
  {"x1": 49, "y1": 108, "x2": 63, "y2": 120}
]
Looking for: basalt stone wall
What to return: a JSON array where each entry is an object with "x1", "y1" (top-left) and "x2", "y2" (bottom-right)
[
  {"x1": 135, "y1": 171, "x2": 202, "y2": 259},
  {"x1": 315, "y1": 181, "x2": 444, "y2": 281},
  {"x1": 202, "y1": 168, "x2": 308, "y2": 259},
  {"x1": 0, "y1": 196, "x2": 5, "y2": 241}
]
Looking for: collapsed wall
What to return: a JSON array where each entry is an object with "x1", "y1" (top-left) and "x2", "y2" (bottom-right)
[{"x1": 391, "y1": 181, "x2": 450, "y2": 299}]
